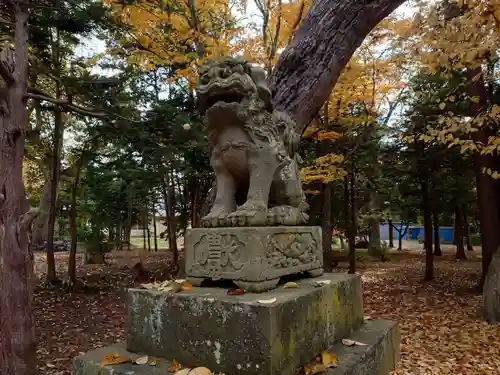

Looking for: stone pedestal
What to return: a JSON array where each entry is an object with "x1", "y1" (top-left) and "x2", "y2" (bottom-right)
[
  {"x1": 74, "y1": 273, "x2": 400, "y2": 375},
  {"x1": 185, "y1": 226, "x2": 323, "y2": 292}
]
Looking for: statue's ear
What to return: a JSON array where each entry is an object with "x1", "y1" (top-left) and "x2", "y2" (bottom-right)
[{"x1": 249, "y1": 65, "x2": 273, "y2": 111}]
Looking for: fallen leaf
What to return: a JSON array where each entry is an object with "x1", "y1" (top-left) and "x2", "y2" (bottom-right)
[
  {"x1": 134, "y1": 355, "x2": 148, "y2": 365},
  {"x1": 46, "y1": 363, "x2": 55, "y2": 368},
  {"x1": 342, "y1": 339, "x2": 366, "y2": 346},
  {"x1": 141, "y1": 283, "x2": 155, "y2": 290},
  {"x1": 190, "y1": 367, "x2": 213, "y2": 375},
  {"x1": 257, "y1": 297, "x2": 277, "y2": 304},
  {"x1": 304, "y1": 363, "x2": 327, "y2": 375},
  {"x1": 227, "y1": 288, "x2": 246, "y2": 295},
  {"x1": 101, "y1": 352, "x2": 131, "y2": 367},
  {"x1": 321, "y1": 351, "x2": 337, "y2": 368},
  {"x1": 174, "y1": 279, "x2": 187, "y2": 284},
  {"x1": 284, "y1": 282, "x2": 299, "y2": 288},
  {"x1": 149, "y1": 359, "x2": 157, "y2": 366},
  {"x1": 174, "y1": 368, "x2": 192, "y2": 375},
  {"x1": 181, "y1": 282, "x2": 193, "y2": 291},
  {"x1": 169, "y1": 359, "x2": 183, "y2": 373}
]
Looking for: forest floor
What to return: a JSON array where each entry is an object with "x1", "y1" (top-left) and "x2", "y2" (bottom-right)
[{"x1": 33, "y1": 245, "x2": 500, "y2": 375}]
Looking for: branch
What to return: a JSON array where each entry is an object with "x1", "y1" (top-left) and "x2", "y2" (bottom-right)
[
  {"x1": 26, "y1": 92, "x2": 108, "y2": 117},
  {"x1": 25, "y1": 87, "x2": 140, "y2": 123}
]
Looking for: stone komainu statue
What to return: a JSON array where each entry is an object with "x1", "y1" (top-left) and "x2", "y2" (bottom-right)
[{"x1": 196, "y1": 57, "x2": 308, "y2": 227}]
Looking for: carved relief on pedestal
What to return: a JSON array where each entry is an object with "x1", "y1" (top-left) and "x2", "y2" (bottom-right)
[
  {"x1": 190, "y1": 232, "x2": 246, "y2": 279},
  {"x1": 266, "y1": 232, "x2": 321, "y2": 269}
]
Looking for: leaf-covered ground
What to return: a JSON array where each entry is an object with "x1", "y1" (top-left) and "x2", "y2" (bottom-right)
[{"x1": 33, "y1": 246, "x2": 500, "y2": 375}]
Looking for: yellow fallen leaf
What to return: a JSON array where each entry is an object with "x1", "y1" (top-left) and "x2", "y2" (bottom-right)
[
  {"x1": 100, "y1": 352, "x2": 131, "y2": 367},
  {"x1": 190, "y1": 367, "x2": 213, "y2": 375},
  {"x1": 134, "y1": 355, "x2": 148, "y2": 365},
  {"x1": 169, "y1": 359, "x2": 183, "y2": 373},
  {"x1": 149, "y1": 359, "x2": 157, "y2": 366},
  {"x1": 321, "y1": 351, "x2": 337, "y2": 368},
  {"x1": 284, "y1": 282, "x2": 298, "y2": 289},
  {"x1": 181, "y1": 282, "x2": 193, "y2": 291},
  {"x1": 304, "y1": 363, "x2": 327, "y2": 375},
  {"x1": 174, "y1": 368, "x2": 192, "y2": 375},
  {"x1": 342, "y1": 339, "x2": 366, "y2": 346},
  {"x1": 257, "y1": 297, "x2": 277, "y2": 304}
]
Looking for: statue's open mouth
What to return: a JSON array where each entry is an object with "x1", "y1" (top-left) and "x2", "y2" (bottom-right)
[{"x1": 206, "y1": 92, "x2": 245, "y2": 109}]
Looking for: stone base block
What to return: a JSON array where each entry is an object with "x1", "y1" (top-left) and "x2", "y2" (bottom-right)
[
  {"x1": 74, "y1": 320, "x2": 399, "y2": 375},
  {"x1": 125, "y1": 273, "x2": 363, "y2": 375},
  {"x1": 185, "y1": 226, "x2": 323, "y2": 292}
]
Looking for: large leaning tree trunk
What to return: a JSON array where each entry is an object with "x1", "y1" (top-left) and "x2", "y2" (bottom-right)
[
  {"x1": 268, "y1": 0, "x2": 406, "y2": 130},
  {"x1": 0, "y1": 1, "x2": 39, "y2": 375}
]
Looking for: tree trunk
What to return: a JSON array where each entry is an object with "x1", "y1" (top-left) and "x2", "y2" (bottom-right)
[
  {"x1": 68, "y1": 158, "x2": 83, "y2": 287},
  {"x1": 433, "y1": 209, "x2": 442, "y2": 256},
  {"x1": 388, "y1": 219, "x2": 394, "y2": 248},
  {"x1": 142, "y1": 208, "x2": 147, "y2": 251},
  {"x1": 152, "y1": 203, "x2": 158, "y2": 252},
  {"x1": 347, "y1": 173, "x2": 356, "y2": 274},
  {"x1": 464, "y1": 67, "x2": 500, "y2": 289},
  {"x1": 31, "y1": 169, "x2": 51, "y2": 247},
  {"x1": 126, "y1": 197, "x2": 132, "y2": 251},
  {"x1": 45, "y1": 107, "x2": 64, "y2": 283},
  {"x1": 322, "y1": 183, "x2": 333, "y2": 272},
  {"x1": 269, "y1": 0, "x2": 406, "y2": 131},
  {"x1": 455, "y1": 205, "x2": 467, "y2": 260},
  {"x1": 483, "y1": 245, "x2": 500, "y2": 323},
  {"x1": 421, "y1": 180, "x2": 434, "y2": 281},
  {"x1": 0, "y1": 4, "x2": 38, "y2": 374},
  {"x1": 163, "y1": 172, "x2": 179, "y2": 271},
  {"x1": 463, "y1": 205, "x2": 473, "y2": 251},
  {"x1": 145, "y1": 204, "x2": 151, "y2": 252}
]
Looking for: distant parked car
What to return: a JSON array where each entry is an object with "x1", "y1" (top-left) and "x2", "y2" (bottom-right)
[{"x1": 31, "y1": 238, "x2": 71, "y2": 252}]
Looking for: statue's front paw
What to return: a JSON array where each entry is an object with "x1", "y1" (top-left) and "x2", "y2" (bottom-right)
[
  {"x1": 201, "y1": 209, "x2": 230, "y2": 228},
  {"x1": 227, "y1": 200, "x2": 268, "y2": 226}
]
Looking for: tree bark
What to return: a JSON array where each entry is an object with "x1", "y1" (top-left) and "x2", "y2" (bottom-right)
[
  {"x1": 347, "y1": 172, "x2": 356, "y2": 274},
  {"x1": 31, "y1": 169, "x2": 51, "y2": 248},
  {"x1": 421, "y1": 180, "x2": 434, "y2": 281},
  {"x1": 433, "y1": 208, "x2": 442, "y2": 256},
  {"x1": 145, "y1": 204, "x2": 151, "y2": 252},
  {"x1": 0, "y1": 3, "x2": 39, "y2": 374},
  {"x1": 455, "y1": 205, "x2": 467, "y2": 260},
  {"x1": 68, "y1": 156, "x2": 84, "y2": 286},
  {"x1": 45, "y1": 107, "x2": 63, "y2": 282},
  {"x1": 463, "y1": 205, "x2": 473, "y2": 251},
  {"x1": 388, "y1": 219, "x2": 394, "y2": 248},
  {"x1": 268, "y1": 0, "x2": 406, "y2": 131},
  {"x1": 464, "y1": 67, "x2": 500, "y2": 289},
  {"x1": 483, "y1": 245, "x2": 500, "y2": 323},
  {"x1": 322, "y1": 183, "x2": 333, "y2": 272},
  {"x1": 163, "y1": 172, "x2": 179, "y2": 270},
  {"x1": 152, "y1": 202, "x2": 158, "y2": 252}
]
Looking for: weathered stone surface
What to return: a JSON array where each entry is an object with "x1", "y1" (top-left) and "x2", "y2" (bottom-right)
[
  {"x1": 126, "y1": 273, "x2": 363, "y2": 375},
  {"x1": 74, "y1": 320, "x2": 398, "y2": 375},
  {"x1": 185, "y1": 226, "x2": 323, "y2": 292},
  {"x1": 326, "y1": 320, "x2": 400, "y2": 375},
  {"x1": 196, "y1": 57, "x2": 308, "y2": 228}
]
